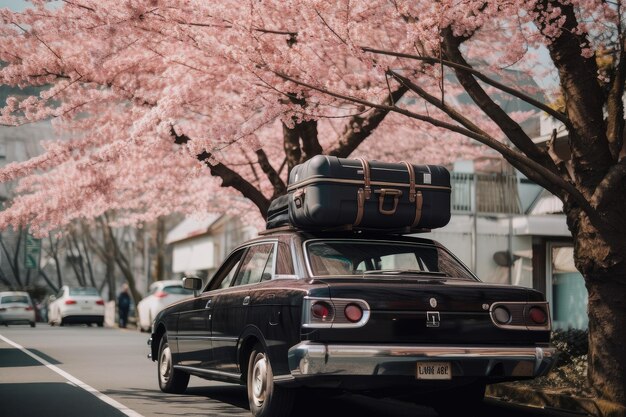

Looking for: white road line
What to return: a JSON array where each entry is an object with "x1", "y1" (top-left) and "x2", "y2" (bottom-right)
[{"x1": 0, "y1": 333, "x2": 145, "y2": 417}]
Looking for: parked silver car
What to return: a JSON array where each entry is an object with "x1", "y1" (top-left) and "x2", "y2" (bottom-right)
[{"x1": 0, "y1": 291, "x2": 36, "y2": 327}]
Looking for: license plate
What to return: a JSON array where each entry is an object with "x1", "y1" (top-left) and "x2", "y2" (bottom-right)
[{"x1": 416, "y1": 362, "x2": 451, "y2": 380}]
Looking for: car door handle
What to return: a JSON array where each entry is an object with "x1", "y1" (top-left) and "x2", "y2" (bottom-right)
[
  {"x1": 243, "y1": 296, "x2": 250, "y2": 306},
  {"x1": 205, "y1": 299, "x2": 212, "y2": 309}
]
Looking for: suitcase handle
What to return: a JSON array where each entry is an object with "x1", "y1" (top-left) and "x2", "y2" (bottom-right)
[{"x1": 375, "y1": 189, "x2": 403, "y2": 215}]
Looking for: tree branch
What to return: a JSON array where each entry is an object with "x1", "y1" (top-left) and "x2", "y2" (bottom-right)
[
  {"x1": 171, "y1": 128, "x2": 271, "y2": 216},
  {"x1": 534, "y1": 0, "x2": 613, "y2": 185},
  {"x1": 275, "y1": 71, "x2": 605, "y2": 229},
  {"x1": 388, "y1": 69, "x2": 567, "y2": 199},
  {"x1": 360, "y1": 46, "x2": 573, "y2": 130},
  {"x1": 591, "y1": 159, "x2": 626, "y2": 210},
  {"x1": 328, "y1": 85, "x2": 409, "y2": 158},
  {"x1": 255, "y1": 149, "x2": 286, "y2": 198},
  {"x1": 440, "y1": 29, "x2": 560, "y2": 175}
]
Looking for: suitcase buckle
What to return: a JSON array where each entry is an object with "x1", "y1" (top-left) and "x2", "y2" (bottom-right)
[
  {"x1": 293, "y1": 189, "x2": 305, "y2": 208},
  {"x1": 375, "y1": 189, "x2": 403, "y2": 215}
]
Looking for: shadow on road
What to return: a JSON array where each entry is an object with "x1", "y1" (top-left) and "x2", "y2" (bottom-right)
[
  {"x1": 0, "y1": 382, "x2": 127, "y2": 417},
  {"x1": 0, "y1": 347, "x2": 61, "y2": 367},
  {"x1": 104, "y1": 384, "x2": 438, "y2": 417}
]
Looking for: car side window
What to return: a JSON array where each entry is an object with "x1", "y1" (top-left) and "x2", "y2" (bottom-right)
[
  {"x1": 276, "y1": 242, "x2": 294, "y2": 275},
  {"x1": 232, "y1": 243, "x2": 275, "y2": 287},
  {"x1": 206, "y1": 249, "x2": 245, "y2": 291}
]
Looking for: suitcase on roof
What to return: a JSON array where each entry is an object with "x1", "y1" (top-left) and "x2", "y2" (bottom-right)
[{"x1": 286, "y1": 155, "x2": 451, "y2": 231}]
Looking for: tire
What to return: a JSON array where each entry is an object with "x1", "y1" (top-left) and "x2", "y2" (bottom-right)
[
  {"x1": 247, "y1": 343, "x2": 295, "y2": 417},
  {"x1": 157, "y1": 335, "x2": 189, "y2": 394},
  {"x1": 30, "y1": 322, "x2": 36, "y2": 328},
  {"x1": 96, "y1": 321, "x2": 104, "y2": 328}
]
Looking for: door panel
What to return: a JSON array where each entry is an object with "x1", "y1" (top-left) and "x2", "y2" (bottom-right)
[
  {"x1": 211, "y1": 243, "x2": 276, "y2": 374},
  {"x1": 175, "y1": 295, "x2": 212, "y2": 367}
]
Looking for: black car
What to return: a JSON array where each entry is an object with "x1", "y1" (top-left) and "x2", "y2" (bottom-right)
[{"x1": 148, "y1": 229, "x2": 556, "y2": 417}]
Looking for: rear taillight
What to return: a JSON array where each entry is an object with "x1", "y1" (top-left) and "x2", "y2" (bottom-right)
[
  {"x1": 95, "y1": 300, "x2": 105, "y2": 305},
  {"x1": 302, "y1": 297, "x2": 370, "y2": 328},
  {"x1": 65, "y1": 299, "x2": 77, "y2": 305},
  {"x1": 492, "y1": 306, "x2": 511, "y2": 324},
  {"x1": 344, "y1": 303, "x2": 363, "y2": 323},
  {"x1": 311, "y1": 301, "x2": 333, "y2": 320},
  {"x1": 25, "y1": 306, "x2": 34, "y2": 311},
  {"x1": 489, "y1": 301, "x2": 551, "y2": 330},
  {"x1": 528, "y1": 306, "x2": 547, "y2": 325},
  {"x1": 154, "y1": 291, "x2": 168, "y2": 298}
]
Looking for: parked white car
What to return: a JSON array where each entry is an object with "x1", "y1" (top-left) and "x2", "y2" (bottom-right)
[
  {"x1": 137, "y1": 280, "x2": 194, "y2": 332},
  {"x1": 0, "y1": 291, "x2": 36, "y2": 327},
  {"x1": 48, "y1": 286, "x2": 105, "y2": 327}
]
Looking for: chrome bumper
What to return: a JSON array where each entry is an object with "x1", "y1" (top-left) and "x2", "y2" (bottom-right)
[{"x1": 288, "y1": 342, "x2": 557, "y2": 379}]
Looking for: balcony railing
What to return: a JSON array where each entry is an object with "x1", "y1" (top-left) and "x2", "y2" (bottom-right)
[{"x1": 451, "y1": 173, "x2": 521, "y2": 214}]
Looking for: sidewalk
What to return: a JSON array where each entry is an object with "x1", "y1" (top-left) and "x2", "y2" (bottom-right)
[{"x1": 487, "y1": 383, "x2": 626, "y2": 417}]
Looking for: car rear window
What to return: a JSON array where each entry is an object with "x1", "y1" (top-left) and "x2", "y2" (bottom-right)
[
  {"x1": 69, "y1": 287, "x2": 99, "y2": 296},
  {"x1": 0, "y1": 295, "x2": 30, "y2": 304},
  {"x1": 163, "y1": 286, "x2": 194, "y2": 295},
  {"x1": 306, "y1": 240, "x2": 476, "y2": 280}
]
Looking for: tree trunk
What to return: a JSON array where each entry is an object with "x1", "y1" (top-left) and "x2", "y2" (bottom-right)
[
  {"x1": 586, "y1": 275, "x2": 626, "y2": 405},
  {"x1": 569, "y1": 208, "x2": 626, "y2": 408}
]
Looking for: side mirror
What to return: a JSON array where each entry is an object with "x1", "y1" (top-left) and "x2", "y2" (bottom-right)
[{"x1": 183, "y1": 277, "x2": 203, "y2": 297}]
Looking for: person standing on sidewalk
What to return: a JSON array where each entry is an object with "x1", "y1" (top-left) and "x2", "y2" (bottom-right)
[{"x1": 117, "y1": 284, "x2": 131, "y2": 328}]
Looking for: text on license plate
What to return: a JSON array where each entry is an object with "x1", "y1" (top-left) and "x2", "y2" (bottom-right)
[{"x1": 416, "y1": 362, "x2": 451, "y2": 380}]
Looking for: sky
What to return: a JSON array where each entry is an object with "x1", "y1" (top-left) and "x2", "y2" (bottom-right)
[{"x1": 0, "y1": 0, "x2": 28, "y2": 12}]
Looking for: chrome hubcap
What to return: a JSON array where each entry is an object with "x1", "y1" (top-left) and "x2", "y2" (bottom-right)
[
  {"x1": 159, "y1": 346, "x2": 171, "y2": 383},
  {"x1": 251, "y1": 353, "x2": 267, "y2": 407}
]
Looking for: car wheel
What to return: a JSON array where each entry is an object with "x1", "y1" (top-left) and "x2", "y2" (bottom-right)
[
  {"x1": 247, "y1": 343, "x2": 295, "y2": 417},
  {"x1": 96, "y1": 320, "x2": 104, "y2": 327},
  {"x1": 30, "y1": 322, "x2": 36, "y2": 328},
  {"x1": 157, "y1": 335, "x2": 189, "y2": 394}
]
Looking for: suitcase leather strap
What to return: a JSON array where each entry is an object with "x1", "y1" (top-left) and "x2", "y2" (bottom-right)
[
  {"x1": 402, "y1": 161, "x2": 423, "y2": 228},
  {"x1": 354, "y1": 158, "x2": 372, "y2": 226}
]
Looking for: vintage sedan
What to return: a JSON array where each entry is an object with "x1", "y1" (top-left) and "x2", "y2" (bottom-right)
[{"x1": 148, "y1": 229, "x2": 556, "y2": 417}]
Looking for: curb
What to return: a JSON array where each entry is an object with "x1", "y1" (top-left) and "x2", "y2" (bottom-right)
[{"x1": 487, "y1": 383, "x2": 626, "y2": 417}]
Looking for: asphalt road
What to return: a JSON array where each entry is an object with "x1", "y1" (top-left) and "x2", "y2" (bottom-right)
[{"x1": 0, "y1": 325, "x2": 584, "y2": 417}]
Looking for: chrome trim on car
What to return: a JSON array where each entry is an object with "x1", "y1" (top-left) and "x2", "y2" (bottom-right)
[
  {"x1": 288, "y1": 342, "x2": 557, "y2": 379},
  {"x1": 174, "y1": 365, "x2": 241, "y2": 381}
]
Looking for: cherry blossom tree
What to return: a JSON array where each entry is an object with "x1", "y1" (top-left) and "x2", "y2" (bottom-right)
[{"x1": 0, "y1": 0, "x2": 625, "y2": 409}]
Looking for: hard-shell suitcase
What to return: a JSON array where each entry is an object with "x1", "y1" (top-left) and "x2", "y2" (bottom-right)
[{"x1": 286, "y1": 155, "x2": 451, "y2": 231}]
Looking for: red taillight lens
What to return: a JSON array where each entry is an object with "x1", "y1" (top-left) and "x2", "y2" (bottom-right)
[
  {"x1": 65, "y1": 299, "x2": 77, "y2": 305},
  {"x1": 528, "y1": 307, "x2": 547, "y2": 324},
  {"x1": 96, "y1": 300, "x2": 104, "y2": 305},
  {"x1": 25, "y1": 306, "x2": 34, "y2": 311},
  {"x1": 344, "y1": 303, "x2": 363, "y2": 323},
  {"x1": 311, "y1": 302, "x2": 332, "y2": 320},
  {"x1": 154, "y1": 291, "x2": 168, "y2": 298}
]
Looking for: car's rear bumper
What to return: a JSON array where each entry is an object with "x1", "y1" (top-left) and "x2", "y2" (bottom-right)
[
  {"x1": 286, "y1": 342, "x2": 557, "y2": 383},
  {"x1": 60, "y1": 315, "x2": 104, "y2": 324}
]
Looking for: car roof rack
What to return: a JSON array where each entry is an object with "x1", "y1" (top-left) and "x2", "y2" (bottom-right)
[{"x1": 258, "y1": 224, "x2": 432, "y2": 236}]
